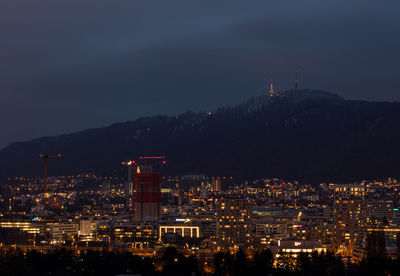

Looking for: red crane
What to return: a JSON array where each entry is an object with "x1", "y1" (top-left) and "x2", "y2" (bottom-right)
[
  {"x1": 39, "y1": 153, "x2": 61, "y2": 195},
  {"x1": 138, "y1": 156, "x2": 166, "y2": 171}
]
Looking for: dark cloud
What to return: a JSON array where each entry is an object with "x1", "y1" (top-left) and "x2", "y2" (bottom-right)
[{"x1": 1, "y1": 0, "x2": 400, "y2": 148}]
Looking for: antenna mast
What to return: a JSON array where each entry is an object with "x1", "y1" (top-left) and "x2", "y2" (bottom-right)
[
  {"x1": 269, "y1": 78, "x2": 275, "y2": 96},
  {"x1": 294, "y1": 67, "x2": 299, "y2": 90}
]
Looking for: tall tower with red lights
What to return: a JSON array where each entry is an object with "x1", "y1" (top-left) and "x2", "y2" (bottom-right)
[
  {"x1": 294, "y1": 67, "x2": 299, "y2": 90},
  {"x1": 134, "y1": 157, "x2": 165, "y2": 222},
  {"x1": 268, "y1": 78, "x2": 275, "y2": 96}
]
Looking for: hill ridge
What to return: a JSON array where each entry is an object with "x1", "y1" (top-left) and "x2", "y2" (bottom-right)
[{"x1": 1, "y1": 89, "x2": 400, "y2": 183}]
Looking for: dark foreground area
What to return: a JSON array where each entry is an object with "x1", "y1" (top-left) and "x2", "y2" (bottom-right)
[{"x1": 0, "y1": 247, "x2": 399, "y2": 276}]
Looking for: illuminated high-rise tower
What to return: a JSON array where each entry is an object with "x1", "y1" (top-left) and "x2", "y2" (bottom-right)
[
  {"x1": 134, "y1": 171, "x2": 162, "y2": 221},
  {"x1": 268, "y1": 79, "x2": 275, "y2": 96},
  {"x1": 212, "y1": 177, "x2": 221, "y2": 192},
  {"x1": 333, "y1": 183, "x2": 367, "y2": 258},
  {"x1": 134, "y1": 157, "x2": 165, "y2": 222},
  {"x1": 217, "y1": 196, "x2": 253, "y2": 250}
]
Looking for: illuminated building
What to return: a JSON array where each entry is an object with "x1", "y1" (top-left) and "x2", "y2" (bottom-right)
[
  {"x1": 212, "y1": 177, "x2": 221, "y2": 192},
  {"x1": 113, "y1": 222, "x2": 157, "y2": 246},
  {"x1": 333, "y1": 183, "x2": 367, "y2": 257},
  {"x1": 159, "y1": 225, "x2": 200, "y2": 241},
  {"x1": 48, "y1": 195, "x2": 63, "y2": 209},
  {"x1": 368, "y1": 201, "x2": 395, "y2": 225},
  {"x1": 103, "y1": 181, "x2": 112, "y2": 194},
  {"x1": 96, "y1": 223, "x2": 112, "y2": 242},
  {"x1": 134, "y1": 171, "x2": 162, "y2": 222},
  {"x1": 94, "y1": 221, "x2": 157, "y2": 246},
  {"x1": 0, "y1": 228, "x2": 35, "y2": 245},
  {"x1": 272, "y1": 240, "x2": 327, "y2": 258},
  {"x1": 255, "y1": 221, "x2": 288, "y2": 244},
  {"x1": 79, "y1": 219, "x2": 100, "y2": 240},
  {"x1": 299, "y1": 206, "x2": 333, "y2": 244},
  {"x1": 0, "y1": 221, "x2": 41, "y2": 245},
  {"x1": 48, "y1": 222, "x2": 79, "y2": 241},
  {"x1": 201, "y1": 221, "x2": 217, "y2": 239},
  {"x1": 0, "y1": 222, "x2": 41, "y2": 234},
  {"x1": 366, "y1": 226, "x2": 400, "y2": 258},
  {"x1": 217, "y1": 196, "x2": 252, "y2": 250}
]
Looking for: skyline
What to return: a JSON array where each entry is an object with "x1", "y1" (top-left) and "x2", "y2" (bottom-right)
[
  {"x1": 1, "y1": 1, "x2": 400, "y2": 273},
  {"x1": 1, "y1": 0, "x2": 400, "y2": 149}
]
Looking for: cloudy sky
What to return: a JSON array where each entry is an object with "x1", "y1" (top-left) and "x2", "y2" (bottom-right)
[{"x1": 0, "y1": 0, "x2": 399, "y2": 148}]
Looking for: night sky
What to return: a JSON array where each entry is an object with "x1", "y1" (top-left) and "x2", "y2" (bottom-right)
[{"x1": 1, "y1": 0, "x2": 399, "y2": 149}]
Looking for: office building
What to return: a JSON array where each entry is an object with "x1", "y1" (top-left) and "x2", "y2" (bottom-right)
[
  {"x1": 333, "y1": 183, "x2": 367, "y2": 257},
  {"x1": 216, "y1": 196, "x2": 252, "y2": 251},
  {"x1": 134, "y1": 172, "x2": 162, "y2": 222}
]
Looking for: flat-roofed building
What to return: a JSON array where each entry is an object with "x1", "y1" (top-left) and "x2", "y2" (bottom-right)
[
  {"x1": 48, "y1": 222, "x2": 78, "y2": 241},
  {"x1": 159, "y1": 225, "x2": 200, "y2": 241},
  {"x1": 271, "y1": 240, "x2": 327, "y2": 258},
  {"x1": 333, "y1": 183, "x2": 367, "y2": 258},
  {"x1": 216, "y1": 196, "x2": 253, "y2": 251}
]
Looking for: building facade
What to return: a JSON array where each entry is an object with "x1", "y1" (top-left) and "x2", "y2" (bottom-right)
[
  {"x1": 334, "y1": 183, "x2": 367, "y2": 257},
  {"x1": 216, "y1": 196, "x2": 252, "y2": 251},
  {"x1": 134, "y1": 172, "x2": 162, "y2": 222}
]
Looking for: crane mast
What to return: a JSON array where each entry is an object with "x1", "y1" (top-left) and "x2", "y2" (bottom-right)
[{"x1": 39, "y1": 153, "x2": 61, "y2": 204}]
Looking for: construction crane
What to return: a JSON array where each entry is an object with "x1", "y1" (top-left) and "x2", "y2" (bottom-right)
[
  {"x1": 121, "y1": 157, "x2": 166, "y2": 191},
  {"x1": 39, "y1": 153, "x2": 61, "y2": 196},
  {"x1": 121, "y1": 157, "x2": 166, "y2": 214},
  {"x1": 138, "y1": 156, "x2": 166, "y2": 171}
]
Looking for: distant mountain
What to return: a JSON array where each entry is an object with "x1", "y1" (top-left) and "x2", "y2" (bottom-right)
[{"x1": 2, "y1": 89, "x2": 400, "y2": 183}]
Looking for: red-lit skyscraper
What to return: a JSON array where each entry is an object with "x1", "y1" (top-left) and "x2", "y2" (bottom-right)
[{"x1": 134, "y1": 169, "x2": 162, "y2": 222}]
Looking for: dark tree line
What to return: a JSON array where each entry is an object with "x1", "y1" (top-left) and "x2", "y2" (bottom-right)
[
  {"x1": 0, "y1": 247, "x2": 400, "y2": 275},
  {"x1": 0, "y1": 249, "x2": 156, "y2": 276}
]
